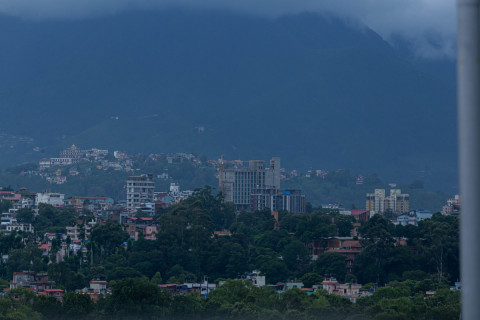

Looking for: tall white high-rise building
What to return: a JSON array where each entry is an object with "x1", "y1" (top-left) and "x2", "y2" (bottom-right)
[{"x1": 126, "y1": 174, "x2": 155, "y2": 210}]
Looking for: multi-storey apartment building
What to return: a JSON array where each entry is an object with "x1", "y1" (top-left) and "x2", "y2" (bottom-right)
[
  {"x1": 126, "y1": 174, "x2": 155, "y2": 210},
  {"x1": 366, "y1": 189, "x2": 386, "y2": 213},
  {"x1": 366, "y1": 189, "x2": 409, "y2": 214}
]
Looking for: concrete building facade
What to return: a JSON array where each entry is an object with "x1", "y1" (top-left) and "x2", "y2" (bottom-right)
[
  {"x1": 220, "y1": 158, "x2": 281, "y2": 211},
  {"x1": 126, "y1": 174, "x2": 155, "y2": 210},
  {"x1": 366, "y1": 189, "x2": 409, "y2": 214},
  {"x1": 36, "y1": 193, "x2": 65, "y2": 206},
  {"x1": 251, "y1": 188, "x2": 306, "y2": 213}
]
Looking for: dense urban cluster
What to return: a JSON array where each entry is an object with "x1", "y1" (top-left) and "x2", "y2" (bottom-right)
[
  {"x1": 0, "y1": 148, "x2": 461, "y2": 319},
  {"x1": 0, "y1": 180, "x2": 461, "y2": 319}
]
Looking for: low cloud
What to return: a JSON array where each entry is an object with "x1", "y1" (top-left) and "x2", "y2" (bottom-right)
[{"x1": 0, "y1": 0, "x2": 456, "y2": 59}]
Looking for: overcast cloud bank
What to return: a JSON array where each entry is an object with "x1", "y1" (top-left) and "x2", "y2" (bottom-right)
[{"x1": 0, "y1": 0, "x2": 456, "y2": 58}]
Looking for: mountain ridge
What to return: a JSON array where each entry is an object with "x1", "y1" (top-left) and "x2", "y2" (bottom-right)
[{"x1": 0, "y1": 9, "x2": 457, "y2": 192}]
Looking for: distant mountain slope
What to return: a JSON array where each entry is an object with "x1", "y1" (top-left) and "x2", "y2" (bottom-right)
[{"x1": 0, "y1": 10, "x2": 457, "y2": 191}]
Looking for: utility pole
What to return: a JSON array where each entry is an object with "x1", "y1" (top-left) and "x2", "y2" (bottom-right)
[{"x1": 458, "y1": 0, "x2": 480, "y2": 319}]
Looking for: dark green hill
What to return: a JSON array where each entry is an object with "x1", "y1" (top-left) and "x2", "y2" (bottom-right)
[{"x1": 0, "y1": 10, "x2": 457, "y2": 192}]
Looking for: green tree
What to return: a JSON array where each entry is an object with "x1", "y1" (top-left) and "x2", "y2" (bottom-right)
[
  {"x1": 151, "y1": 271, "x2": 163, "y2": 285},
  {"x1": 299, "y1": 272, "x2": 323, "y2": 288},
  {"x1": 90, "y1": 220, "x2": 129, "y2": 259},
  {"x1": 314, "y1": 253, "x2": 347, "y2": 282},
  {"x1": 335, "y1": 214, "x2": 355, "y2": 237},
  {"x1": 105, "y1": 278, "x2": 172, "y2": 317},
  {"x1": 34, "y1": 204, "x2": 76, "y2": 233},
  {"x1": 281, "y1": 239, "x2": 310, "y2": 273},
  {"x1": 4, "y1": 288, "x2": 43, "y2": 320},
  {"x1": 0, "y1": 200, "x2": 12, "y2": 213},
  {"x1": 32, "y1": 295, "x2": 63, "y2": 319},
  {"x1": 206, "y1": 280, "x2": 257, "y2": 316},
  {"x1": 419, "y1": 215, "x2": 459, "y2": 283},
  {"x1": 279, "y1": 288, "x2": 309, "y2": 312},
  {"x1": 16, "y1": 208, "x2": 35, "y2": 224},
  {"x1": 259, "y1": 259, "x2": 289, "y2": 284},
  {"x1": 62, "y1": 292, "x2": 94, "y2": 318},
  {"x1": 356, "y1": 214, "x2": 395, "y2": 284}
]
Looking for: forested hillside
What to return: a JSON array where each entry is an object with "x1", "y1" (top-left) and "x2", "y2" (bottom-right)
[{"x1": 0, "y1": 10, "x2": 457, "y2": 192}]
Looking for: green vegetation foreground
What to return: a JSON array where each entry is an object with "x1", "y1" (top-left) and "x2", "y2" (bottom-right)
[{"x1": 1, "y1": 278, "x2": 460, "y2": 320}]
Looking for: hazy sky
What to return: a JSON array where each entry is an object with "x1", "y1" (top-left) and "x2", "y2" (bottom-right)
[{"x1": 0, "y1": 0, "x2": 456, "y2": 58}]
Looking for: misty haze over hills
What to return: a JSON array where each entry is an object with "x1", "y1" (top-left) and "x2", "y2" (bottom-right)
[{"x1": 0, "y1": 9, "x2": 457, "y2": 192}]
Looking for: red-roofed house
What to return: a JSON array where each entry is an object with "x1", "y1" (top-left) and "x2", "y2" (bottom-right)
[
  {"x1": 321, "y1": 277, "x2": 340, "y2": 293},
  {"x1": 213, "y1": 231, "x2": 232, "y2": 237},
  {"x1": 40, "y1": 289, "x2": 64, "y2": 300},
  {"x1": 125, "y1": 217, "x2": 157, "y2": 240},
  {"x1": 350, "y1": 210, "x2": 370, "y2": 222},
  {"x1": 39, "y1": 244, "x2": 52, "y2": 255}
]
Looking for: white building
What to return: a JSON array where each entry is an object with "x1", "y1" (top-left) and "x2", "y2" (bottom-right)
[
  {"x1": 394, "y1": 210, "x2": 433, "y2": 226},
  {"x1": 36, "y1": 193, "x2": 65, "y2": 206},
  {"x1": 245, "y1": 270, "x2": 266, "y2": 287},
  {"x1": 126, "y1": 174, "x2": 155, "y2": 210},
  {"x1": 6, "y1": 223, "x2": 34, "y2": 233},
  {"x1": 169, "y1": 183, "x2": 180, "y2": 196}
]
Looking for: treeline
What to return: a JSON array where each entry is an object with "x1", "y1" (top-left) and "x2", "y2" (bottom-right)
[{"x1": 0, "y1": 279, "x2": 460, "y2": 320}]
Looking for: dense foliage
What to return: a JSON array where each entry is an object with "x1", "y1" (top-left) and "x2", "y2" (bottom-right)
[{"x1": 0, "y1": 279, "x2": 460, "y2": 320}]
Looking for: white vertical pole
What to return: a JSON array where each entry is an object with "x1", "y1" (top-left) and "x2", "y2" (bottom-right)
[{"x1": 458, "y1": 0, "x2": 480, "y2": 319}]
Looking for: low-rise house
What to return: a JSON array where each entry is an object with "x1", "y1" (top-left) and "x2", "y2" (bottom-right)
[
  {"x1": 10, "y1": 272, "x2": 55, "y2": 291},
  {"x1": 125, "y1": 217, "x2": 157, "y2": 240},
  {"x1": 443, "y1": 195, "x2": 460, "y2": 215},
  {"x1": 213, "y1": 231, "x2": 232, "y2": 237},
  {"x1": 66, "y1": 220, "x2": 96, "y2": 241},
  {"x1": 319, "y1": 277, "x2": 367, "y2": 302},
  {"x1": 242, "y1": 270, "x2": 265, "y2": 287},
  {"x1": 394, "y1": 210, "x2": 434, "y2": 226},
  {"x1": 160, "y1": 278, "x2": 217, "y2": 297},
  {"x1": 285, "y1": 281, "x2": 304, "y2": 290},
  {"x1": 77, "y1": 279, "x2": 109, "y2": 302},
  {"x1": 39, "y1": 289, "x2": 64, "y2": 300},
  {"x1": 321, "y1": 277, "x2": 340, "y2": 294},
  {"x1": 336, "y1": 283, "x2": 363, "y2": 302},
  {"x1": 39, "y1": 244, "x2": 52, "y2": 255},
  {"x1": 143, "y1": 226, "x2": 158, "y2": 240},
  {"x1": 183, "y1": 280, "x2": 217, "y2": 297},
  {"x1": 0, "y1": 192, "x2": 21, "y2": 205},
  {"x1": 158, "y1": 284, "x2": 187, "y2": 296},
  {"x1": 5, "y1": 223, "x2": 34, "y2": 233},
  {"x1": 66, "y1": 196, "x2": 114, "y2": 207}
]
